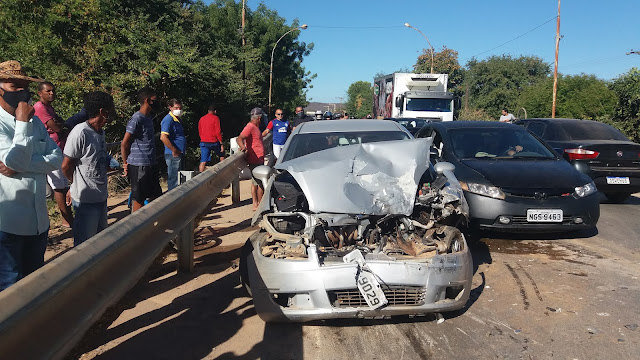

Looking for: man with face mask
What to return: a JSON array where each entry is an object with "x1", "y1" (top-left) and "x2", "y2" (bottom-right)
[
  {"x1": 62, "y1": 91, "x2": 115, "y2": 246},
  {"x1": 291, "y1": 106, "x2": 314, "y2": 130},
  {"x1": 160, "y1": 98, "x2": 185, "y2": 191},
  {"x1": 0, "y1": 60, "x2": 63, "y2": 291},
  {"x1": 120, "y1": 87, "x2": 163, "y2": 212}
]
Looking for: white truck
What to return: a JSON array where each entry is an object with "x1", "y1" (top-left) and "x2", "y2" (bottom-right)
[{"x1": 373, "y1": 73, "x2": 455, "y2": 121}]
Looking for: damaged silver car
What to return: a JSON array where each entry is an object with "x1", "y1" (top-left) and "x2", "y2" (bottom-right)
[{"x1": 240, "y1": 120, "x2": 473, "y2": 322}]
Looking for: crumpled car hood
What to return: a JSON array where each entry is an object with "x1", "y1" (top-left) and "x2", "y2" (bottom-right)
[{"x1": 274, "y1": 138, "x2": 432, "y2": 216}]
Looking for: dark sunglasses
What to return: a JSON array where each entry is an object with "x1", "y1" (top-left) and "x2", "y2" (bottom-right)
[{"x1": 275, "y1": 113, "x2": 283, "y2": 115}]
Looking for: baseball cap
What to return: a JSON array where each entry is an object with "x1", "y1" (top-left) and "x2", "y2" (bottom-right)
[{"x1": 250, "y1": 107, "x2": 264, "y2": 116}]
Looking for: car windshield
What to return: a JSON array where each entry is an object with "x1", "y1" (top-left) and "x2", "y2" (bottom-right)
[
  {"x1": 448, "y1": 128, "x2": 556, "y2": 160},
  {"x1": 406, "y1": 98, "x2": 452, "y2": 112},
  {"x1": 281, "y1": 131, "x2": 410, "y2": 162},
  {"x1": 557, "y1": 121, "x2": 629, "y2": 141},
  {"x1": 394, "y1": 119, "x2": 429, "y2": 130}
]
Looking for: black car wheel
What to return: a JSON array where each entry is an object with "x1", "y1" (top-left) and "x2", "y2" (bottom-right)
[
  {"x1": 239, "y1": 239, "x2": 253, "y2": 296},
  {"x1": 605, "y1": 192, "x2": 631, "y2": 203}
]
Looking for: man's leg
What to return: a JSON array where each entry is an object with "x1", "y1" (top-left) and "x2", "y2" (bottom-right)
[
  {"x1": 21, "y1": 230, "x2": 48, "y2": 276},
  {"x1": 251, "y1": 183, "x2": 259, "y2": 210},
  {"x1": 199, "y1": 162, "x2": 207, "y2": 172},
  {"x1": 0, "y1": 231, "x2": 22, "y2": 291},
  {"x1": 53, "y1": 189, "x2": 73, "y2": 228},
  {"x1": 199, "y1": 143, "x2": 211, "y2": 173},
  {"x1": 165, "y1": 154, "x2": 179, "y2": 191},
  {"x1": 72, "y1": 200, "x2": 101, "y2": 246}
]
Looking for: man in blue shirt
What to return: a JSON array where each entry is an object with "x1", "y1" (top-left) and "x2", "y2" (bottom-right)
[
  {"x1": 0, "y1": 60, "x2": 63, "y2": 291},
  {"x1": 121, "y1": 87, "x2": 163, "y2": 212},
  {"x1": 262, "y1": 108, "x2": 290, "y2": 159},
  {"x1": 160, "y1": 98, "x2": 185, "y2": 191}
]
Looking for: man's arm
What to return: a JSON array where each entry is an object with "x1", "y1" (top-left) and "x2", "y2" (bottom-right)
[
  {"x1": 121, "y1": 131, "x2": 134, "y2": 176},
  {"x1": 236, "y1": 134, "x2": 247, "y2": 152},
  {"x1": 160, "y1": 133, "x2": 180, "y2": 157},
  {"x1": 0, "y1": 102, "x2": 35, "y2": 174},
  {"x1": 61, "y1": 156, "x2": 76, "y2": 181}
]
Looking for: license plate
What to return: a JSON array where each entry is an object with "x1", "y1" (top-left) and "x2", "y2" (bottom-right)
[
  {"x1": 343, "y1": 250, "x2": 388, "y2": 309},
  {"x1": 527, "y1": 209, "x2": 563, "y2": 222},
  {"x1": 606, "y1": 176, "x2": 630, "y2": 184},
  {"x1": 356, "y1": 271, "x2": 388, "y2": 309}
]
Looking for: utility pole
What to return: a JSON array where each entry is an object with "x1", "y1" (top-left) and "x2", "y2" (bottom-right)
[
  {"x1": 551, "y1": 0, "x2": 561, "y2": 118},
  {"x1": 241, "y1": 0, "x2": 246, "y2": 110}
]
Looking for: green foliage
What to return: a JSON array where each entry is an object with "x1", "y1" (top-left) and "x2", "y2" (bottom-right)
[
  {"x1": 519, "y1": 74, "x2": 616, "y2": 120},
  {"x1": 0, "y1": 0, "x2": 313, "y2": 148},
  {"x1": 413, "y1": 46, "x2": 464, "y2": 93},
  {"x1": 464, "y1": 55, "x2": 551, "y2": 119},
  {"x1": 346, "y1": 81, "x2": 373, "y2": 118},
  {"x1": 608, "y1": 68, "x2": 640, "y2": 142}
]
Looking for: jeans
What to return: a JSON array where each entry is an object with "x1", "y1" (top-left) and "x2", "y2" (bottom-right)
[
  {"x1": 72, "y1": 200, "x2": 108, "y2": 247},
  {"x1": 0, "y1": 230, "x2": 48, "y2": 291},
  {"x1": 165, "y1": 154, "x2": 184, "y2": 191}
]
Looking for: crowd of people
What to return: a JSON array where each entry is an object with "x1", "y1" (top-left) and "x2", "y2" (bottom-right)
[{"x1": 0, "y1": 58, "x2": 354, "y2": 292}]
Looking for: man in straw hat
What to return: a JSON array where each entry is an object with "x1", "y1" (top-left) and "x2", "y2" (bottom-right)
[{"x1": 0, "y1": 60, "x2": 63, "y2": 291}]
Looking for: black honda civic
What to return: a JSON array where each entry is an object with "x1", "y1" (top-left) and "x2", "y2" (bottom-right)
[{"x1": 416, "y1": 121, "x2": 600, "y2": 232}]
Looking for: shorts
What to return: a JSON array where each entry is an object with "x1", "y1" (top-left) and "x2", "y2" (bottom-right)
[
  {"x1": 200, "y1": 142, "x2": 224, "y2": 163},
  {"x1": 128, "y1": 164, "x2": 163, "y2": 204},
  {"x1": 47, "y1": 169, "x2": 69, "y2": 190},
  {"x1": 249, "y1": 164, "x2": 262, "y2": 187}
]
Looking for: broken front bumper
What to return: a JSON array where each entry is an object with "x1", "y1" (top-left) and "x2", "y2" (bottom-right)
[{"x1": 244, "y1": 231, "x2": 473, "y2": 322}]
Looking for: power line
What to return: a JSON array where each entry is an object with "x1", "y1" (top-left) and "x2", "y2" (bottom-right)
[
  {"x1": 462, "y1": 16, "x2": 558, "y2": 61},
  {"x1": 307, "y1": 25, "x2": 405, "y2": 29}
]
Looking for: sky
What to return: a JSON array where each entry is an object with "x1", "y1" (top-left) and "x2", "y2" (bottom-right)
[{"x1": 237, "y1": 0, "x2": 639, "y2": 103}]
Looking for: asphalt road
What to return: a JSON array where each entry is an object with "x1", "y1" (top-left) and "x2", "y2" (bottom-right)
[{"x1": 71, "y1": 193, "x2": 640, "y2": 359}]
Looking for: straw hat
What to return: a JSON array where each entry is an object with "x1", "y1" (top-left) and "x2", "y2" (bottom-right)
[{"x1": 0, "y1": 60, "x2": 43, "y2": 82}]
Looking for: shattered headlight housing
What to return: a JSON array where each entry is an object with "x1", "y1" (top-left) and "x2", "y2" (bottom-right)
[
  {"x1": 574, "y1": 182, "x2": 597, "y2": 198},
  {"x1": 459, "y1": 181, "x2": 506, "y2": 200}
]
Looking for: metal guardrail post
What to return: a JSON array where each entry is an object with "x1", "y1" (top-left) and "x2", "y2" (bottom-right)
[
  {"x1": 231, "y1": 176, "x2": 240, "y2": 203},
  {"x1": 177, "y1": 220, "x2": 195, "y2": 273}
]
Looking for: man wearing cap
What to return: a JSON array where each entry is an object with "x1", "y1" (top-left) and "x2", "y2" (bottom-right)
[
  {"x1": 0, "y1": 60, "x2": 63, "y2": 291},
  {"x1": 237, "y1": 107, "x2": 265, "y2": 210}
]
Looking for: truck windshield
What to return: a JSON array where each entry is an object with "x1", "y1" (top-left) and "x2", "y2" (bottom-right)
[{"x1": 406, "y1": 98, "x2": 452, "y2": 112}]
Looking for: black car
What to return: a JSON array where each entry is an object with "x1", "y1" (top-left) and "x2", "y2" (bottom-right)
[
  {"x1": 415, "y1": 121, "x2": 600, "y2": 232},
  {"x1": 386, "y1": 118, "x2": 430, "y2": 136},
  {"x1": 515, "y1": 118, "x2": 640, "y2": 203}
]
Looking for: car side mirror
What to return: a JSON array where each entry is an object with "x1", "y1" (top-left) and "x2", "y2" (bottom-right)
[
  {"x1": 434, "y1": 162, "x2": 455, "y2": 174},
  {"x1": 252, "y1": 165, "x2": 272, "y2": 187}
]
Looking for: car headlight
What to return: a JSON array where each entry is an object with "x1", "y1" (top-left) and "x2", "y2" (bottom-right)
[
  {"x1": 574, "y1": 182, "x2": 597, "y2": 198},
  {"x1": 459, "y1": 181, "x2": 505, "y2": 200}
]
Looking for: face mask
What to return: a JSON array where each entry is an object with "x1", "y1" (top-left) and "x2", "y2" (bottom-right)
[
  {"x1": 149, "y1": 99, "x2": 161, "y2": 112},
  {"x1": 2, "y1": 89, "x2": 31, "y2": 109},
  {"x1": 171, "y1": 109, "x2": 183, "y2": 117}
]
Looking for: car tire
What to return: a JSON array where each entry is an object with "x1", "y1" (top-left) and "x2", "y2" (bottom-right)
[
  {"x1": 605, "y1": 192, "x2": 631, "y2": 203},
  {"x1": 239, "y1": 239, "x2": 253, "y2": 296}
]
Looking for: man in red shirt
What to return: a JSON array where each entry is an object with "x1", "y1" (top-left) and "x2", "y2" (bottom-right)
[
  {"x1": 237, "y1": 107, "x2": 265, "y2": 210},
  {"x1": 198, "y1": 103, "x2": 225, "y2": 172}
]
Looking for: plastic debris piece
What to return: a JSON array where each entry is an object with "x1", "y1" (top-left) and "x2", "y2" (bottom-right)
[
  {"x1": 625, "y1": 324, "x2": 638, "y2": 331},
  {"x1": 435, "y1": 313, "x2": 444, "y2": 324}
]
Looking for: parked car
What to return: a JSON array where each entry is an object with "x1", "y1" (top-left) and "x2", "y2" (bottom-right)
[
  {"x1": 415, "y1": 121, "x2": 600, "y2": 232},
  {"x1": 386, "y1": 117, "x2": 431, "y2": 136},
  {"x1": 241, "y1": 120, "x2": 472, "y2": 322},
  {"x1": 515, "y1": 118, "x2": 640, "y2": 203}
]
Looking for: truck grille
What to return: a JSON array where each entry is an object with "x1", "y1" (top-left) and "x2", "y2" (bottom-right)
[{"x1": 329, "y1": 286, "x2": 425, "y2": 307}]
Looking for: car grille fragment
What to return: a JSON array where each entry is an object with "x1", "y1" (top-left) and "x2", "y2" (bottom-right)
[{"x1": 329, "y1": 286, "x2": 425, "y2": 307}]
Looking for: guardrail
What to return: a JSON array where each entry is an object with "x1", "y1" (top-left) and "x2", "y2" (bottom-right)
[{"x1": 0, "y1": 151, "x2": 249, "y2": 359}]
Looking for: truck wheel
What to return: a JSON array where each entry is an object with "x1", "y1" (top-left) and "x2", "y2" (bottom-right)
[
  {"x1": 239, "y1": 239, "x2": 253, "y2": 296},
  {"x1": 605, "y1": 193, "x2": 631, "y2": 203}
]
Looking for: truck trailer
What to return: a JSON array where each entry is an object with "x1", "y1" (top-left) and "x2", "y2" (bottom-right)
[{"x1": 373, "y1": 73, "x2": 455, "y2": 121}]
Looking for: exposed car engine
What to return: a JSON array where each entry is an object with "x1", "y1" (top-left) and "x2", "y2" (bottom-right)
[{"x1": 258, "y1": 170, "x2": 467, "y2": 262}]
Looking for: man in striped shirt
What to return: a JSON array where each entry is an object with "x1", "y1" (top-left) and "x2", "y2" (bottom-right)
[{"x1": 121, "y1": 87, "x2": 163, "y2": 212}]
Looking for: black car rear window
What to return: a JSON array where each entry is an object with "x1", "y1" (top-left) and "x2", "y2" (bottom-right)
[{"x1": 557, "y1": 121, "x2": 629, "y2": 141}]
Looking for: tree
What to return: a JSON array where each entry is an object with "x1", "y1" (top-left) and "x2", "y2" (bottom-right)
[
  {"x1": 413, "y1": 46, "x2": 464, "y2": 93},
  {"x1": 346, "y1": 81, "x2": 373, "y2": 118},
  {"x1": 464, "y1": 55, "x2": 551, "y2": 119},
  {"x1": 608, "y1": 68, "x2": 640, "y2": 142},
  {"x1": 518, "y1": 74, "x2": 616, "y2": 120}
]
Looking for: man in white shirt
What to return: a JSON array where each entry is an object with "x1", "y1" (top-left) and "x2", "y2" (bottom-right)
[
  {"x1": 499, "y1": 108, "x2": 516, "y2": 123},
  {"x1": 0, "y1": 60, "x2": 63, "y2": 291}
]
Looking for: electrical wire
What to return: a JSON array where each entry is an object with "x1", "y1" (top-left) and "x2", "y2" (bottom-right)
[{"x1": 462, "y1": 16, "x2": 558, "y2": 61}]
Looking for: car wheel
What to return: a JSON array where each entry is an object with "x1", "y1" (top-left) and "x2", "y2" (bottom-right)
[
  {"x1": 239, "y1": 239, "x2": 253, "y2": 296},
  {"x1": 605, "y1": 192, "x2": 631, "y2": 203}
]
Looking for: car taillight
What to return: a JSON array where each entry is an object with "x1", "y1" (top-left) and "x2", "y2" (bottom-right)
[{"x1": 564, "y1": 148, "x2": 599, "y2": 160}]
